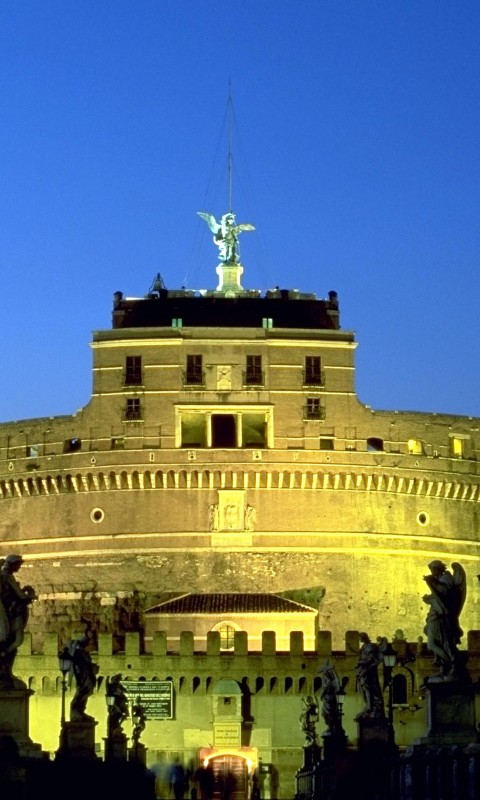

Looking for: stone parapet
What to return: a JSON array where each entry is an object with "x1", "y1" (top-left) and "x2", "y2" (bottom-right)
[{"x1": 12, "y1": 629, "x2": 480, "y2": 700}]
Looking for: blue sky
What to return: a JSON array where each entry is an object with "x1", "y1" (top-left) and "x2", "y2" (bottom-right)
[{"x1": 1, "y1": 1, "x2": 479, "y2": 421}]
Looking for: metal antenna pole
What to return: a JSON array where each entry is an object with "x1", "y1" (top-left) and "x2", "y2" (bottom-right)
[{"x1": 227, "y1": 81, "x2": 233, "y2": 212}]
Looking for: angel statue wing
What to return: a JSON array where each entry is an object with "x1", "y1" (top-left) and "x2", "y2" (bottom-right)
[
  {"x1": 233, "y1": 223, "x2": 256, "y2": 234},
  {"x1": 0, "y1": 598, "x2": 9, "y2": 646},
  {"x1": 451, "y1": 562, "x2": 467, "y2": 619},
  {"x1": 197, "y1": 212, "x2": 220, "y2": 234}
]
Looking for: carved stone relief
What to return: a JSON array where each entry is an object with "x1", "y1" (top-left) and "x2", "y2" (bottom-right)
[
  {"x1": 209, "y1": 490, "x2": 256, "y2": 532},
  {"x1": 216, "y1": 366, "x2": 232, "y2": 391}
]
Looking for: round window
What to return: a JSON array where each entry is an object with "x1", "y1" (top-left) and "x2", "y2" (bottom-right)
[
  {"x1": 417, "y1": 512, "x2": 429, "y2": 526},
  {"x1": 90, "y1": 508, "x2": 105, "y2": 524}
]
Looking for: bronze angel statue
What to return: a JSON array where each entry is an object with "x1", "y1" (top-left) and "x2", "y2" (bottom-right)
[
  {"x1": 68, "y1": 635, "x2": 99, "y2": 721},
  {"x1": 197, "y1": 211, "x2": 255, "y2": 263},
  {"x1": 106, "y1": 673, "x2": 129, "y2": 736},
  {"x1": 422, "y1": 560, "x2": 467, "y2": 682},
  {"x1": 299, "y1": 694, "x2": 319, "y2": 746},
  {"x1": 318, "y1": 661, "x2": 348, "y2": 735},
  {"x1": 0, "y1": 554, "x2": 37, "y2": 687},
  {"x1": 131, "y1": 696, "x2": 147, "y2": 746}
]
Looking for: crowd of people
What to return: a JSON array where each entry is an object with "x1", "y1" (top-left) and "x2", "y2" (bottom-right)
[{"x1": 150, "y1": 758, "x2": 254, "y2": 800}]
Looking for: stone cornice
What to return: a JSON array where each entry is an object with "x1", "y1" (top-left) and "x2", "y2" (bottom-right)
[{"x1": 1, "y1": 466, "x2": 479, "y2": 501}]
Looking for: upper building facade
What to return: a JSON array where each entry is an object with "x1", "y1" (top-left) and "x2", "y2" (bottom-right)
[{"x1": 0, "y1": 216, "x2": 479, "y2": 649}]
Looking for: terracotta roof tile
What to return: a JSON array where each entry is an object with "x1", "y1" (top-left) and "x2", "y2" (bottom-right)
[{"x1": 145, "y1": 593, "x2": 316, "y2": 615}]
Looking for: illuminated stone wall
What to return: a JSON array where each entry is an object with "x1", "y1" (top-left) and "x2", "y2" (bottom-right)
[
  {"x1": 0, "y1": 308, "x2": 479, "y2": 650},
  {"x1": 1, "y1": 474, "x2": 479, "y2": 649},
  {"x1": 15, "y1": 628, "x2": 480, "y2": 798}
]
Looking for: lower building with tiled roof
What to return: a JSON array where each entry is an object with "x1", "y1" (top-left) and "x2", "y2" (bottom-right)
[{"x1": 145, "y1": 592, "x2": 318, "y2": 651}]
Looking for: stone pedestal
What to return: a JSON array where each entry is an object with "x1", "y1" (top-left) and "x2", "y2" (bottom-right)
[
  {"x1": 421, "y1": 681, "x2": 479, "y2": 745},
  {"x1": 129, "y1": 741, "x2": 147, "y2": 766},
  {"x1": 56, "y1": 718, "x2": 98, "y2": 760},
  {"x1": 357, "y1": 716, "x2": 391, "y2": 751},
  {"x1": 356, "y1": 717, "x2": 395, "y2": 800},
  {"x1": 104, "y1": 732, "x2": 128, "y2": 761},
  {"x1": 0, "y1": 686, "x2": 45, "y2": 759},
  {"x1": 302, "y1": 743, "x2": 321, "y2": 770},
  {"x1": 294, "y1": 744, "x2": 322, "y2": 800},
  {"x1": 322, "y1": 730, "x2": 348, "y2": 762}
]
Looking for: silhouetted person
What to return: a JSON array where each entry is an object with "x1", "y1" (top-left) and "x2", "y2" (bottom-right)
[
  {"x1": 170, "y1": 757, "x2": 186, "y2": 800},
  {"x1": 251, "y1": 771, "x2": 260, "y2": 800},
  {"x1": 196, "y1": 764, "x2": 214, "y2": 800},
  {"x1": 223, "y1": 770, "x2": 236, "y2": 800}
]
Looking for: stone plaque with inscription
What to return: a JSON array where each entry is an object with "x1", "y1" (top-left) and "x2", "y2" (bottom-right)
[{"x1": 214, "y1": 722, "x2": 242, "y2": 747}]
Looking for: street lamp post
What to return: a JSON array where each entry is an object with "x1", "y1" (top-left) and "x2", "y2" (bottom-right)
[
  {"x1": 336, "y1": 686, "x2": 346, "y2": 731},
  {"x1": 132, "y1": 711, "x2": 140, "y2": 762},
  {"x1": 335, "y1": 684, "x2": 348, "y2": 755},
  {"x1": 131, "y1": 696, "x2": 146, "y2": 764},
  {"x1": 58, "y1": 646, "x2": 72, "y2": 746},
  {"x1": 105, "y1": 692, "x2": 115, "y2": 759},
  {"x1": 382, "y1": 642, "x2": 397, "y2": 744}
]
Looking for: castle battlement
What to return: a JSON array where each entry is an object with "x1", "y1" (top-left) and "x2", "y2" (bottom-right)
[{"x1": 14, "y1": 629, "x2": 480, "y2": 686}]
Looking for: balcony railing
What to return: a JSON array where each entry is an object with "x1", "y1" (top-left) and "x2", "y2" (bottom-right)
[
  {"x1": 303, "y1": 405, "x2": 326, "y2": 421},
  {"x1": 123, "y1": 373, "x2": 143, "y2": 387},
  {"x1": 123, "y1": 410, "x2": 143, "y2": 422},
  {"x1": 243, "y1": 370, "x2": 265, "y2": 387},
  {"x1": 302, "y1": 369, "x2": 325, "y2": 388},
  {"x1": 183, "y1": 370, "x2": 206, "y2": 388}
]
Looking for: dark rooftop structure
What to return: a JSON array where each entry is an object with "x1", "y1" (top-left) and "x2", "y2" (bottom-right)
[
  {"x1": 145, "y1": 593, "x2": 317, "y2": 615},
  {"x1": 112, "y1": 287, "x2": 340, "y2": 331}
]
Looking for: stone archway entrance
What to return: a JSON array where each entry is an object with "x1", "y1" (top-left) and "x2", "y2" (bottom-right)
[{"x1": 210, "y1": 754, "x2": 248, "y2": 800}]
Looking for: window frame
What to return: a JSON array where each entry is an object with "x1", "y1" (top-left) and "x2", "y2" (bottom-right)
[
  {"x1": 185, "y1": 354, "x2": 204, "y2": 386},
  {"x1": 367, "y1": 437, "x2": 384, "y2": 452},
  {"x1": 125, "y1": 355, "x2": 143, "y2": 387},
  {"x1": 175, "y1": 404, "x2": 274, "y2": 449},
  {"x1": 320, "y1": 437, "x2": 334, "y2": 451},
  {"x1": 407, "y1": 439, "x2": 424, "y2": 455},
  {"x1": 211, "y1": 621, "x2": 239, "y2": 651},
  {"x1": 304, "y1": 355, "x2": 324, "y2": 387},
  {"x1": 125, "y1": 397, "x2": 142, "y2": 421},
  {"x1": 244, "y1": 355, "x2": 263, "y2": 386},
  {"x1": 304, "y1": 398, "x2": 325, "y2": 420}
]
